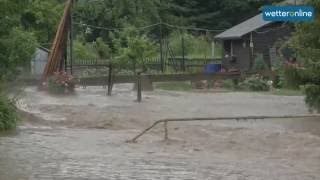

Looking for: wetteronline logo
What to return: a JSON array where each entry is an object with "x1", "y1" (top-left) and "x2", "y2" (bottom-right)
[{"x1": 263, "y1": 6, "x2": 315, "y2": 22}]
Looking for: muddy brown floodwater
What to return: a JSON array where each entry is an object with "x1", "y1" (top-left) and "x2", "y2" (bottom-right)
[{"x1": 1, "y1": 85, "x2": 320, "y2": 179}]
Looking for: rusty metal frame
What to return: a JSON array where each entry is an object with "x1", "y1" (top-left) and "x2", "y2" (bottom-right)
[
  {"x1": 127, "y1": 115, "x2": 320, "y2": 143},
  {"x1": 42, "y1": 0, "x2": 73, "y2": 82}
]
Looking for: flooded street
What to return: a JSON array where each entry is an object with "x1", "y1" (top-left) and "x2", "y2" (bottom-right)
[{"x1": 1, "y1": 85, "x2": 320, "y2": 179}]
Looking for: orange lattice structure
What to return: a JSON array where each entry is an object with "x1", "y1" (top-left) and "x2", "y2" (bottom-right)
[{"x1": 41, "y1": 0, "x2": 73, "y2": 82}]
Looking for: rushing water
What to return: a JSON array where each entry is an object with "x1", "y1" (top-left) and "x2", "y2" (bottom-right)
[{"x1": 1, "y1": 118, "x2": 320, "y2": 180}]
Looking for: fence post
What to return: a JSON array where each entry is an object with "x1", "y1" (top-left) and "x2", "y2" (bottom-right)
[
  {"x1": 64, "y1": 49, "x2": 68, "y2": 72},
  {"x1": 159, "y1": 21, "x2": 164, "y2": 73},
  {"x1": 107, "y1": 63, "x2": 113, "y2": 96},
  {"x1": 181, "y1": 32, "x2": 186, "y2": 72},
  {"x1": 63, "y1": 48, "x2": 67, "y2": 72},
  {"x1": 136, "y1": 72, "x2": 142, "y2": 102}
]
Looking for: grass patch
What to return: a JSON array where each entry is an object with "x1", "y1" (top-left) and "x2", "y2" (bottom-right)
[
  {"x1": 154, "y1": 81, "x2": 193, "y2": 91},
  {"x1": 154, "y1": 81, "x2": 304, "y2": 96}
]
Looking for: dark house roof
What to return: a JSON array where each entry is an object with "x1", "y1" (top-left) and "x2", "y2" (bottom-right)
[
  {"x1": 215, "y1": 14, "x2": 272, "y2": 40},
  {"x1": 215, "y1": 0, "x2": 303, "y2": 40},
  {"x1": 38, "y1": 46, "x2": 50, "y2": 53}
]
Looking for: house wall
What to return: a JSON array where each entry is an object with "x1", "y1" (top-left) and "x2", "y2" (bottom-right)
[
  {"x1": 221, "y1": 23, "x2": 294, "y2": 72},
  {"x1": 248, "y1": 22, "x2": 293, "y2": 67},
  {"x1": 222, "y1": 39, "x2": 252, "y2": 72}
]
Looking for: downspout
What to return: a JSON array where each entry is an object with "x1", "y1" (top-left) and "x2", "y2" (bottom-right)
[
  {"x1": 231, "y1": 41, "x2": 234, "y2": 56},
  {"x1": 212, "y1": 41, "x2": 215, "y2": 58},
  {"x1": 250, "y1": 32, "x2": 254, "y2": 69}
]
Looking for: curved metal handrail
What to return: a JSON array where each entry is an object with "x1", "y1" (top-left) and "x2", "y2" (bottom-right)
[{"x1": 127, "y1": 115, "x2": 320, "y2": 143}]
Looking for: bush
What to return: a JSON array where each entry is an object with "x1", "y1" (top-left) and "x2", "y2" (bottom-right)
[
  {"x1": 222, "y1": 79, "x2": 237, "y2": 90},
  {"x1": 0, "y1": 96, "x2": 18, "y2": 131},
  {"x1": 252, "y1": 54, "x2": 268, "y2": 71},
  {"x1": 282, "y1": 63, "x2": 305, "y2": 89},
  {"x1": 168, "y1": 31, "x2": 221, "y2": 58},
  {"x1": 305, "y1": 84, "x2": 320, "y2": 112},
  {"x1": 240, "y1": 74, "x2": 270, "y2": 91},
  {"x1": 273, "y1": 74, "x2": 284, "y2": 89},
  {"x1": 47, "y1": 72, "x2": 77, "y2": 95},
  {"x1": 271, "y1": 59, "x2": 307, "y2": 89},
  {"x1": 74, "y1": 39, "x2": 97, "y2": 60},
  {"x1": 1, "y1": 28, "x2": 38, "y2": 76}
]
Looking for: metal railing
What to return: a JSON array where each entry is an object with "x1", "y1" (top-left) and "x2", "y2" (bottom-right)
[{"x1": 127, "y1": 115, "x2": 320, "y2": 143}]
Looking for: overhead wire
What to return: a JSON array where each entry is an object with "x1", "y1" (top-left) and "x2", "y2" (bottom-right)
[
  {"x1": 72, "y1": 0, "x2": 226, "y2": 32},
  {"x1": 73, "y1": 22, "x2": 161, "y2": 31},
  {"x1": 162, "y1": 22, "x2": 225, "y2": 32},
  {"x1": 73, "y1": 21, "x2": 226, "y2": 32}
]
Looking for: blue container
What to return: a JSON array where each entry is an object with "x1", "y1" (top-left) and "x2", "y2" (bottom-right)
[{"x1": 205, "y1": 64, "x2": 221, "y2": 74}]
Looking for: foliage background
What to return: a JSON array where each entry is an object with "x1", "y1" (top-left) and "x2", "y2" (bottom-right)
[{"x1": 287, "y1": 0, "x2": 320, "y2": 112}]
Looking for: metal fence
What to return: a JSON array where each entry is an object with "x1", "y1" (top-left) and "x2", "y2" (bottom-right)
[{"x1": 68, "y1": 56, "x2": 222, "y2": 75}]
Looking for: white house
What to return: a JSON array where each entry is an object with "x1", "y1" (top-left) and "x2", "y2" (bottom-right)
[{"x1": 31, "y1": 47, "x2": 49, "y2": 75}]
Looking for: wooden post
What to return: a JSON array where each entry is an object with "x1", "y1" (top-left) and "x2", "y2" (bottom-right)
[
  {"x1": 133, "y1": 60, "x2": 137, "y2": 75},
  {"x1": 136, "y1": 72, "x2": 142, "y2": 102},
  {"x1": 181, "y1": 32, "x2": 185, "y2": 72},
  {"x1": 64, "y1": 49, "x2": 68, "y2": 72},
  {"x1": 107, "y1": 63, "x2": 113, "y2": 96}
]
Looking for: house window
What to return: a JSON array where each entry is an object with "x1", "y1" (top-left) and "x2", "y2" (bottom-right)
[
  {"x1": 224, "y1": 40, "x2": 234, "y2": 57},
  {"x1": 224, "y1": 41, "x2": 231, "y2": 53}
]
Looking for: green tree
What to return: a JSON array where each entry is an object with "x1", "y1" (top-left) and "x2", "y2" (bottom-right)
[
  {"x1": 113, "y1": 27, "x2": 157, "y2": 73},
  {"x1": 166, "y1": 0, "x2": 282, "y2": 29},
  {"x1": 0, "y1": 0, "x2": 66, "y2": 131},
  {"x1": 73, "y1": 40, "x2": 97, "y2": 60},
  {"x1": 22, "y1": 0, "x2": 63, "y2": 46},
  {"x1": 0, "y1": 0, "x2": 38, "y2": 78},
  {"x1": 288, "y1": 0, "x2": 320, "y2": 111},
  {"x1": 7, "y1": 29, "x2": 38, "y2": 67},
  {"x1": 94, "y1": 37, "x2": 111, "y2": 59},
  {"x1": 74, "y1": 0, "x2": 162, "y2": 42}
]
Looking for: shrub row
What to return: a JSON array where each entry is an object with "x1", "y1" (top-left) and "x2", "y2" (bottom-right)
[{"x1": 0, "y1": 96, "x2": 18, "y2": 131}]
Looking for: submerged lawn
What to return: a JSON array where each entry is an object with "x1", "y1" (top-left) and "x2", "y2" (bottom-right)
[
  {"x1": 154, "y1": 81, "x2": 193, "y2": 91},
  {"x1": 154, "y1": 81, "x2": 304, "y2": 97}
]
